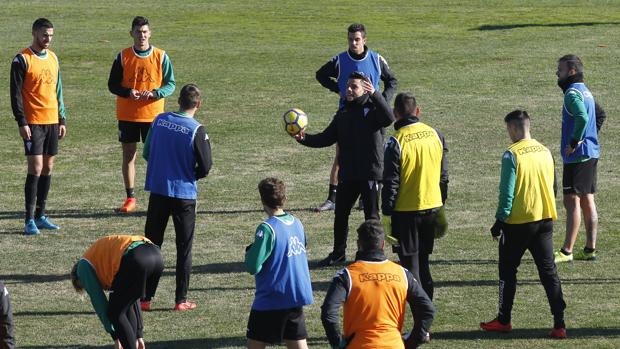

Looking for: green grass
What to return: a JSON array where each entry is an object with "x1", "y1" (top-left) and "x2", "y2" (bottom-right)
[{"x1": 1, "y1": 1, "x2": 619, "y2": 348}]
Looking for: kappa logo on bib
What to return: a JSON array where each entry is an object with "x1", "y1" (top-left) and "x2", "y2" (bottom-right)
[{"x1": 287, "y1": 236, "x2": 306, "y2": 257}]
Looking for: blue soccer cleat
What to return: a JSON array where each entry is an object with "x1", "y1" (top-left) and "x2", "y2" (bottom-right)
[
  {"x1": 24, "y1": 219, "x2": 40, "y2": 235},
  {"x1": 35, "y1": 215, "x2": 60, "y2": 230}
]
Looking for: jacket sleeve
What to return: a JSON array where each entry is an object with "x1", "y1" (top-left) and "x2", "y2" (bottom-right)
[
  {"x1": 405, "y1": 269, "x2": 435, "y2": 343},
  {"x1": 382, "y1": 136, "x2": 401, "y2": 216},
  {"x1": 10, "y1": 54, "x2": 28, "y2": 127},
  {"x1": 193, "y1": 126, "x2": 212, "y2": 179},
  {"x1": 142, "y1": 125, "x2": 153, "y2": 161},
  {"x1": 0, "y1": 283, "x2": 15, "y2": 349},
  {"x1": 378, "y1": 54, "x2": 398, "y2": 102},
  {"x1": 436, "y1": 130, "x2": 449, "y2": 203},
  {"x1": 369, "y1": 91, "x2": 395, "y2": 129},
  {"x1": 321, "y1": 269, "x2": 349, "y2": 348},
  {"x1": 76, "y1": 260, "x2": 115, "y2": 337},
  {"x1": 564, "y1": 90, "x2": 588, "y2": 143},
  {"x1": 299, "y1": 115, "x2": 338, "y2": 148},
  {"x1": 108, "y1": 53, "x2": 131, "y2": 98},
  {"x1": 495, "y1": 151, "x2": 516, "y2": 222},
  {"x1": 244, "y1": 223, "x2": 275, "y2": 275},
  {"x1": 315, "y1": 56, "x2": 340, "y2": 94},
  {"x1": 595, "y1": 101, "x2": 606, "y2": 133},
  {"x1": 153, "y1": 53, "x2": 176, "y2": 99}
]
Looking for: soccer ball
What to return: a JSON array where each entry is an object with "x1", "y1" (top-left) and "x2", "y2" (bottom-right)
[{"x1": 281, "y1": 108, "x2": 308, "y2": 136}]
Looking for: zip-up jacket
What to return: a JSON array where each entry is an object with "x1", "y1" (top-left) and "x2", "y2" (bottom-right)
[{"x1": 299, "y1": 91, "x2": 394, "y2": 181}]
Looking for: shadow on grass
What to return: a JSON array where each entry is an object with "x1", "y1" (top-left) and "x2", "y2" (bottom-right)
[
  {"x1": 0, "y1": 273, "x2": 68, "y2": 284},
  {"x1": 473, "y1": 22, "x2": 620, "y2": 31},
  {"x1": 20, "y1": 337, "x2": 245, "y2": 349},
  {"x1": 21, "y1": 336, "x2": 328, "y2": 349},
  {"x1": 0, "y1": 207, "x2": 317, "y2": 221},
  {"x1": 15, "y1": 310, "x2": 93, "y2": 316},
  {"x1": 434, "y1": 327, "x2": 620, "y2": 340}
]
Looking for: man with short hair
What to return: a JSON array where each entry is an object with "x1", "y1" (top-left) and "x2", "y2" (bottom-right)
[
  {"x1": 480, "y1": 110, "x2": 566, "y2": 339},
  {"x1": 108, "y1": 16, "x2": 176, "y2": 213},
  {"x1": 0, "y1": 282, "x2": 15, "y2": 349},
  {"x1": 141, "y1": 84, "x2": 212, "y2": 311},
  {"x1": 321, "y1": 219, "x2": 434, "y2": 349},
  {"x1": 314, "y1": 23, "x2": 398, "y2": 212},
  {"x1": 294, "y1": 71, "x2": 395, "y2": 267},
  {"x1": 553, "y1": 54, "x2": 600, "y2": 263},
  {"x1": 10, "y1": 17, "x2": 67, "y2": 235},
  {"x1": 382, "y1": 92, "x2": 448, "y2": 300},
  {"x1": 244, "y1": 177, "x2": 313, "y2": 349}
]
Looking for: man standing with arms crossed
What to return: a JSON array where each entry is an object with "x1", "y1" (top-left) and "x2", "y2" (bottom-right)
[
  {"x1": 108, "y1": 16, "x2": 176, "y2": 213},
  {"x1": 381, "y1": 93, "x2": 448, "y2": 300},
  {"x1": 553, "y1": 55, "x2": 600, "y2": 263},
  {"x1": 141, "y1": 84, "x2": 212, "y2": 311},
  {"x1": 10, "y1": 18, "x2": 67, "y2": 235},
  {"x1": 480, "y1": 110, "x2": 566, "y2": 339},
  {"x1": 314, "y1": 23, "x2": 398, "y2": 212}
]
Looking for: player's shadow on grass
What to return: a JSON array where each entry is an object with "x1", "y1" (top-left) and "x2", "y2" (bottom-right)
[
  {"x1": 0, "y1": 273, "x2": 68, "y2": 284},
  {"x1": 436, "y1": 277, "x2": 620, "y2": 288},
  {"x1": 20, "y1": 337, "x2": 246, "y2": 349},
  {"x1": 0, "y1": 207, "x2": 317, "y2": 221},
  {"x1": 433, "y1": 327, "x2": 620, "y2": 340},
  {"x1": 15, "y1": 310, "x2": 93, "y2": 316},
  {"x1": 473, "y1": 21, "x2": 620, "y2": 31}
]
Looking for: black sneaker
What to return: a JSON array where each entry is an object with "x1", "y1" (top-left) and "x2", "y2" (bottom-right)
[{"x1": 317, "y1": 252, "x2": 345, "y2": 267}]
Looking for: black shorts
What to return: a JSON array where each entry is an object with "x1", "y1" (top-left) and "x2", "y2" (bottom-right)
[
  {"x1": 563, "y1": 158, "x2": 597, "y2": 194},
  {"x1": 24, "y1": 124, "x2": 59, "y2": 156},
  {"x1": 246, "y1": 307, "x2": 307, "y2": 344},
  {"x1": 118, "y1": 121, "x2": 151, "y2": 143}
]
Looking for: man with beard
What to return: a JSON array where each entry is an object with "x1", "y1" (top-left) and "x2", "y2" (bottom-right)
[
  {"x1": 553, "y1": 55, "x2": 602, "y2": 263},
  {"x1": 293, "y1": 71, "x2": 394, "y2": 267}
]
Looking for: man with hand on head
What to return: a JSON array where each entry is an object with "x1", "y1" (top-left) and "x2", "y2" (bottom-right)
[{"x1": 293, "y1": 71, "x2": 394, "y2": 267}]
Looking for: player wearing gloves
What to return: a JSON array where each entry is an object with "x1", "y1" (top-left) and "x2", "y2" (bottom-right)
[
  {"x1": 480, "y1": 110, "x2": 567, "y2": 339},
  {"x1": 381, "y1": 92, "x2": 448, "y2": 300},
  {"x1": 321, "y1": 219, "x2": 434, "y2": 349}
]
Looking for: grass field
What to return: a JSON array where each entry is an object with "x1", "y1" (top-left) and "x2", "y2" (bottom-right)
[{"x1": 1, "y1": 1, "x2": 619, "y2": 348}]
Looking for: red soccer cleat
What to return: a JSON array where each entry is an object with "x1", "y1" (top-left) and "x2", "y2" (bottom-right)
[
  {"x1": 140, "y1": 300, "x2": 151, "y2": 312},
  {"x1": 119, "y1": 198, "x2": 137, "y2": 213},
  {"x1": 548, "y1": 327, "x2": 567, "y2": 339},
  {"x1": 174, "y1": 301, "x2": 197, "y2": 311},
  {"x1": 480, "y1": 318, "x2": 512, "y2": 333}
]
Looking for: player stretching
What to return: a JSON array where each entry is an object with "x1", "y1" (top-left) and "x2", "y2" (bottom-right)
[
  {"x1": 108, "y1": 16, "x2": 176, "y2": 213},
  {"x1": 10, "y1": 18, "x2": 67, "y2": 235}
]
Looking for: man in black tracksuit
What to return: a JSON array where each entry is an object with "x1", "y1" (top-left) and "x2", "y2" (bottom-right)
[
  {"x1": 294, "y1": 71, "x2": 394, "y2": 267},
  {"x1": 0, "y1": 282, "x2": 15, "y2": 349}
]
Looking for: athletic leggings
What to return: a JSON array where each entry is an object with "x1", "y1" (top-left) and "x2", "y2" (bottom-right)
[{"x1": 108, "y1": 243, "x2": 164, "y2": 349}]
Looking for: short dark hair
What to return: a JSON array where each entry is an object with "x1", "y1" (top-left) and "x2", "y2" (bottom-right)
[
  {"x1": 70, "y1": 261, "x2": 84, "y2": 293},
  {"x1": 357, "y1": 219, "x2": 384, "y2": 251},
  {"x1": 131, "y1": 16, "x2": 149, "y2": 31},
  {"x1": 178, "y1": 84, "x2": 201, "y2": 110},
  {"x1": 32, "y1": 18, "x2": 53, "y2": 32},
  {"x1": 504, "y1": 109, "x2": 530, "y2": 129},
  {"x1": 348, "y1": 23, "x2": 366, "y2": 37},
  {"x1": 348, "y1": 71, "x2": 370, "y2": 83},
  {"x1": 558, "y1": 54, "x2": 584, "y2": 74},
  {"x1": 394, "y1": 93, "x2": 417, "y2": 117},
  {"x1": 258, "y1": 177, "x2": 287, "y2": 209}
]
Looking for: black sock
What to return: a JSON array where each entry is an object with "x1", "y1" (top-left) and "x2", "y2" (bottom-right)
[
  {"x1": 584, "y1": 247, "x2": 595, "y2": 254},
  {"x1": 126, "y1": 188, "x2": 135, "y2": 199},
  {"x1": 497, "y1": 314, "x2": 510, "y2": 325},
  {"x1": 35, "y1": 175, "x2": 51, "y2": 218},
  {"x1": 560, "y1": 248, "x2": 572, "y2": 256},
  {"x1": 25, "y1": 174, "x2": 40, "y2": 221},
  {"x1": 554, "y1": 318, "x2": 566, "y2": 329},
  {"x1": 327, "y1": 184, "x2": 337, "y2": 202}
]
